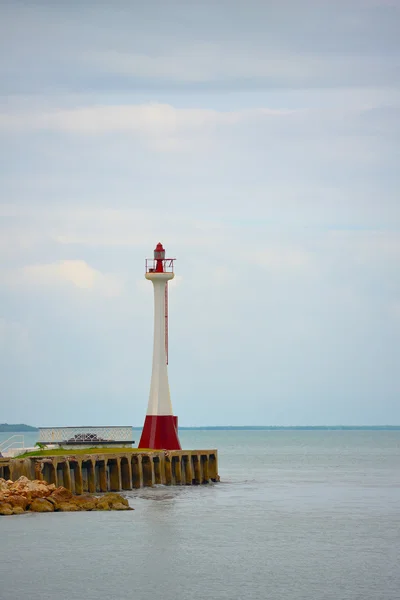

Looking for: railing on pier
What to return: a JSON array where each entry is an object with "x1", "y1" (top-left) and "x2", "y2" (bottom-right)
[
  {"x1": 38, "y1": 426, "x2": 133, "y2": 445},
  {"x1": 0, "y1": 435, "x2": 25, "y2": 456}
]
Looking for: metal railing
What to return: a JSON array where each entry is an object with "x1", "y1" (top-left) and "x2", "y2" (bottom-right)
[
  {"x1": 145, "y1": 258, "x2": 175, "y2": 273},
  {"x1": 38, "y1": 426, "x2": 133, "y2": 444},
  {"x1": 0, "y1": 435, "x2": 25, "y2": 455}
]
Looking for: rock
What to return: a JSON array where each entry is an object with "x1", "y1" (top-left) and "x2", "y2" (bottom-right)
[
  {"x1": 14, "y1": 476, "x2": 30, "y2": 485},
  {"x1": 25, "y1": 480, "x2": 52, "y2": 498},
  {"x1": 0, "y1": 502, "x2": 13, "y2": 516},
  {"x1": 72, "y1": 495, "x2": 98, "y2": 511},
  {"x1": 56, "y1": 502, "x2": 81, "y2": 512},
  {"x1": 47, "y1": 487, "x2": 74, "y2": 510},
  {"x1": 95, "y1": 493, "x2": 133, "y2": 511},
  {"x1": 8, "y1": 483, "x2": 24, "y2": 496},
  {"x1": 0, "y1": 478, "x2": 134, "y2": 515},
  {"x1": 29, "y1": 498, "x2": 54, "y2": 513},
  {"x1": 96, "y1": 500, "x2": 111, "y2": 511},
  {"x1": 6, "y1": 494, "x2": 29, "y2": 510},
  {"x1": 102, "y1": 493, "x2": 130, "y2": 508},
  {"x1": 48, "y1": 486, "x2": 73, "y2": 504},
  {"x1": 111, "y1": 502, "x2": 130, "y2": 511},
  {"x1": 10, "y1": 479, "x2": 50, "y2": 500},
  {"x1": 12, "y1": 506, "x2": 25, "y2": 515}
]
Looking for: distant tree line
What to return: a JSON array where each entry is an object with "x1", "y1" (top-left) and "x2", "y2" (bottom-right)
[{"x1": 0, "y1": 423, "x2": 38, "y2": 432}]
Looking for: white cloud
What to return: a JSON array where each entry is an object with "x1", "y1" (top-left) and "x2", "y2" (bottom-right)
[
  {"x1": 88, "y1": 47, "x2": 326, "y2": 83},
  {"x1": 50, "y1": 209, "x2": 232, "y2": 250},
  {"x1": 2, "y1": 260, "x2": 123, "y2": 297},
  {"x1": 85, "y1": 42, "x2": 398, "y2": 89},
  {"x1": 0, "y1": 102, "x2": 295, "y2": 154},
  {"x1": 0, "y1": 103, "x2": 291, "y2": 133}
]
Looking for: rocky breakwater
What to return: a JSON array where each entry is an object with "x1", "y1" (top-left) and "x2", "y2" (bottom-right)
[{"x1": 0, "y1": 476, "x2": 133, "y2": 515}]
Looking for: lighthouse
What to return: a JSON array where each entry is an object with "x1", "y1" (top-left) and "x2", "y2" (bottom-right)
[{"x1": 138, "y1": 243, "x2": 181, "y2": 450}]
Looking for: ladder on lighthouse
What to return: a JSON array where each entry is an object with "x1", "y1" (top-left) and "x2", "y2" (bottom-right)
[{"x1": 165, "y1": 282, "x2": 169, "y2": 365}]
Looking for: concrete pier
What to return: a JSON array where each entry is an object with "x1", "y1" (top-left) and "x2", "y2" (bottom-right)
[
  {"x1": 0, "y1": 458, "x2": 11, "y2": 481},
  {"x1": 4, "y1": 450, "x2": 219, "y2": 493}
]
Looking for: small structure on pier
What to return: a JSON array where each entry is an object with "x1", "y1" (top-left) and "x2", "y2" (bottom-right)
[{"x1": 38, "y1": 426, "x2": 134, "y2": 450}]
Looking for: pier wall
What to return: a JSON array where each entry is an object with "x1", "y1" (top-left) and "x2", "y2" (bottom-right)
[{"x1": 4, "y1": 450, "x2": 219, "y2": 493}]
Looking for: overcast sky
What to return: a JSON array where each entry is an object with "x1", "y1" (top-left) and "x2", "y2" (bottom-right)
[{"x1": 0, "y1": 0, "x2": 399, "y2": 427}]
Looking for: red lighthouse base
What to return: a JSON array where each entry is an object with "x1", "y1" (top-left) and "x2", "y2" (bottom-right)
[{"x1": 138, "y1": 415, "x2": 181, "y2": 450}]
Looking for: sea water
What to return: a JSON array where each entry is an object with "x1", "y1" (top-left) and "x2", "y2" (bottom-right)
[{"x1": 1, "y1": 430, "x2": 399, "y2": 600}]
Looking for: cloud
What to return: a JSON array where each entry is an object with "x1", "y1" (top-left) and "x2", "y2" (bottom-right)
[
  {"x1": 49, "y1": 209, "x2": 232, "y2": 250},
  {"x1": 0, "y1": 103, "x2": 291, "y2": 134},
  {"x1": 1, "y1": 98, "x2": 393, "y2": 165},
  {"x1": 1, "y1": 1, "x2": 399, "y2": 94},
  {"x1": 86, "y1": 46, "x2": 399, "y2": 90},
  {"x1": 88, "y1": 47, "x2": 328, "y2": 84},
  {"x1": 2, "y1": 260, "x2": 123, "y2": 297},
  {"x1": 0, "y1": 102, "x2": 295, "y2": 155}
]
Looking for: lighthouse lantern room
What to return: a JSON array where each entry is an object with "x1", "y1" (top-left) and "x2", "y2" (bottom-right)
[{"x1": 138, "y1": 243, "x2": 181, "y2": 450}]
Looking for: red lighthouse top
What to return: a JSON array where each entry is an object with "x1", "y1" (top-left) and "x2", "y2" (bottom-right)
[{"x1": 145, "y1": 242, "x2": 175, "y2": 273}]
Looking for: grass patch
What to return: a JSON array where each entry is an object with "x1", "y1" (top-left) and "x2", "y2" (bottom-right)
[{"x1": 17, "y1": 447, "x2": 153, "y2": 458}]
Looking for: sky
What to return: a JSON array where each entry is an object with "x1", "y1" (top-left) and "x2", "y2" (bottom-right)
[{"x1": 0, "y1": 0, "x2": 399, "y2": 427}]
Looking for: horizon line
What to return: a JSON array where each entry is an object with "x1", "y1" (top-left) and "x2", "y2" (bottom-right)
[{"x1": 4, "y1": 424, "x2": 400, "y2": 431}]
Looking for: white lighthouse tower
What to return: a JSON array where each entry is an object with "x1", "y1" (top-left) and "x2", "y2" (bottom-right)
[{"x1": 138, "y1": 243, "x2": 181, "y2": 450}]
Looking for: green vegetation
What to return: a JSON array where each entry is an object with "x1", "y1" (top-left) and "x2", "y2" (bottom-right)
[
  {"x1": 0, "y1": 423, "x2": 38, "y2": 432},
  {"x1": 35, "y1": 442, "x2": 47, "y2": 450},
  {"x1": 17, "y1": 447, "x2": 151, "y2": 458}
]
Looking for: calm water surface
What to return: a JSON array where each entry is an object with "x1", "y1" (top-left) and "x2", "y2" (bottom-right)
[{"x1": 1, "y1": 430, "x2": 399, "y2": 600}]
